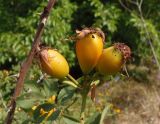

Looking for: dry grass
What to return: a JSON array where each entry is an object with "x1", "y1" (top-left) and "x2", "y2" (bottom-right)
[{"x1": 97, "y1": 71, "x2": 160, "y2": 124}]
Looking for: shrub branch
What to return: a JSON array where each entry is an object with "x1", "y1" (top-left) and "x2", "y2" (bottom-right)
[{"x1": 5, "y1": 0, "x2": 56, "y2": 124}]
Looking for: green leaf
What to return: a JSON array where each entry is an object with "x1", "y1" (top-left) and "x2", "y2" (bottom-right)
[
  {"x1": 57, "y1": 86, "x2": 75, "y2": 105},
  {"x1": 33, "y1": 103, "x2": 55, "y2": 123},
  {"x1": 43, "y1": 78, "x2": 59, "y2": 97},
  {"x1": 16, "y1": 91, "x2": 45, "y2": 109},
  {"x1": 85, "y1": 112, "x2": 101, "y2": 124},
  {"x1": 17, "y1": 97, "x2": 37, "y2": 109},
  {"x1": 63, "y1": 114, "x2": 80, "y2": 124},
  {"x1": 48, "y1": 109, "x2": 61, "y2": 121},
  {"x1": 24, "y1": 80, "x2": 41, "y2": 93},
  {"x1": 100, "y1": 105, "x2": 111, "y2": 124}
]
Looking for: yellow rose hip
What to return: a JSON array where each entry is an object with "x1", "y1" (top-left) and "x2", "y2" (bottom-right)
[
  {"x1": 76, "y1": 28, "x2": 104, "y2": 74},
  {"x1": 96, "y1": 43, "x2": 131, "y2": 75},
  {"x1": 39, "y1": 48, "x2": 69, "y2": 78}
]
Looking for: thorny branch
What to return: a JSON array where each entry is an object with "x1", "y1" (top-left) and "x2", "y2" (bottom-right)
[{"x1": 5, "y1": 0, "x2": 56, "y2": 124}]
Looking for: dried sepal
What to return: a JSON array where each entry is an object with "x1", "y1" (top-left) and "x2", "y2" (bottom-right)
[
  {"x1": 114, "y1": 43, "x2": 131, "y2": 62},
  {"x1": 76, "y1": 27, "x2": 105, "y2": 42},
  {"x1": 39, "y1": 49, "x2": 52, "y2": 70}
]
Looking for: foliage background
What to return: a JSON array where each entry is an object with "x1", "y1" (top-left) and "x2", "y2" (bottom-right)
[{"x1": 0, "y1": 0, "x2": 160, "y2": 124}]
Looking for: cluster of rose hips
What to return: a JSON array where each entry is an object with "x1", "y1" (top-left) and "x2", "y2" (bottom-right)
[
  {"x1": 34, "y1": 28, "x2": 131, "y2": 123},
  {"x1": 38, "y1": 28, "x2": 131, "y2": 79}
]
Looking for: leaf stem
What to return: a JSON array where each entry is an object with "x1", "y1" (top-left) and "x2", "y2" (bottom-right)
[
  {"x1": 67, "y1": 74, "x2": 80, "y2": 86},
  {"x1": 62, "y1": 81, "x2": 78, "y2": 88}
]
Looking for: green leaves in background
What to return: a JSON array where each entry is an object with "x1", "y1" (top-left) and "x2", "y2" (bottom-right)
[{"x1": 0, "y1": 0, "x2": 160, "y2": 68}]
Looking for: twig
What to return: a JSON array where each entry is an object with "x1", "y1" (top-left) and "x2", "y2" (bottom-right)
[
  {"x1": 119, "y1": 0, "x2": 160, "y2": 71},
  {"x1": 136, "y1": 0, "x2": 160, "y2": 70},
  {"x1": 123, "y1": 64, "x2": 130, "y2": 77},
  {"x1": 5, "y1": 0, "x2": 56, "y2": 124},
  {"x1": 80, "y1": 76, "x2": 90, "y2": 124},
  {"x1": 139, "y1": 0, "x2": 143, "y2": 8},
  {"x1": 80, "y1": 93, "x2": 87, "y2": 124},
  {"x1": 128, "y1": 0, "x2": 138, "y2": 6},
  {"x1": 119, "y1": 0, "x2": 132, "y2": 12}
]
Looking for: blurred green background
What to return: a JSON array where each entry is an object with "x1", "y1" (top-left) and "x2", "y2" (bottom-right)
[{"x1": 0, "y1": 0, "x2": 160, "y2": 124}]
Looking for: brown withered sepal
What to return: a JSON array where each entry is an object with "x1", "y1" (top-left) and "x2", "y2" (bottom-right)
[
  {"x1": 114, "y1": 43, "x2": 131, "y2": 61},
  {"x1": 76, "y1": 27, "x2": 105, "y2": 42}
]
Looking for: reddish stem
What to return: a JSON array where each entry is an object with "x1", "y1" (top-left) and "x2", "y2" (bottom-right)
[{"x1": 5, "y1": 0, "x2": 56, "y2": 124}]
